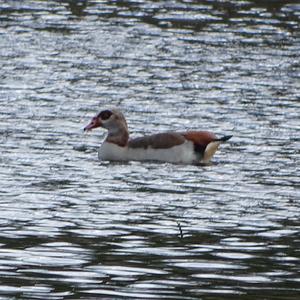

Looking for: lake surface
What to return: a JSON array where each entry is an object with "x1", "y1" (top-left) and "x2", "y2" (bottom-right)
[{"x1": 0, "y1": 0, "x2": 299, "y2": 299}]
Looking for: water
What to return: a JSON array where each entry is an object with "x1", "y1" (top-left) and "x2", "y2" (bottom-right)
[{"x1": 0, "y1": 0, "x2": 299, "y2": 299}]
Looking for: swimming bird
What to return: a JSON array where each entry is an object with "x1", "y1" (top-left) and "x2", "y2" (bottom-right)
[{"x1": 84, "y1": 109, "x2": 232, "y2": 164}]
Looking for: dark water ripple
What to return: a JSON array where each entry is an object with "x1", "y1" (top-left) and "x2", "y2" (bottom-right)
[{"x1": 1, "y1": 0, "x2": 300, "y2": 299}]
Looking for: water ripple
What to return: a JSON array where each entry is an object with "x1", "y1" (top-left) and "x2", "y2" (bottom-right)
[{"x1": 0, "y1": 0, "x2": 299, "y2": 299}]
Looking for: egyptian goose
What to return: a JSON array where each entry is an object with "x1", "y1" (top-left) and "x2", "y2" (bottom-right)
[{"x1": 84, "y1": 109, "x2": 232, "y2": 164}]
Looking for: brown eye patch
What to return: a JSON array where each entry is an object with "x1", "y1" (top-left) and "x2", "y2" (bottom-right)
[{"x1": 98, "y1": 110, "x2": 112, "y2": 120}]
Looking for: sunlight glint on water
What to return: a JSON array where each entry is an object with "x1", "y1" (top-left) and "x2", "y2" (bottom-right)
[{"x1": 0, "y1": 0, "x2": 299, "y2": 299}]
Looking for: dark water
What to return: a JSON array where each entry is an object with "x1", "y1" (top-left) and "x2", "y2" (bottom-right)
[{"x1": 0, "y1": 0, "x2": 300, "y2": 299}]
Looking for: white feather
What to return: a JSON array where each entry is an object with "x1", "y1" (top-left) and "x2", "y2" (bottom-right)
[
  {"x1": 99, "y1": 141, "x2": 198, "y2": 164},
  {"x1": 202, "y1": 141, "x2": 221, "y2": 163}
]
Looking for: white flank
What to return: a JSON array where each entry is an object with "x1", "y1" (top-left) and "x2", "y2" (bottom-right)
[{"x1": 98, "y1": 141, "x2": 198, "y2": 164}]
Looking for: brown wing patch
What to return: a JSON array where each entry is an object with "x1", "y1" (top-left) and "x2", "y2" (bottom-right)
[
  {"x1": 183, "y1": 131, "x2": 217, "y2": 144},
  {"x1": 182, "y1": 131, "x2": 217, "y2": 155},
  {"x1": 128, "y1": 132, "x2": 185, "y2": 149}
]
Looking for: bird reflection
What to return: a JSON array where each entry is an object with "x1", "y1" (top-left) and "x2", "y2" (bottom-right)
[{"x1": 65, "y1": 0, "x2": 87, "y2": 16}]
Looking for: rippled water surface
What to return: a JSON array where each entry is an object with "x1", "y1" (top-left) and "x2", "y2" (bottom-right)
[{"x1": 1, "y1": 0, "x2": 300, "y2": 299}]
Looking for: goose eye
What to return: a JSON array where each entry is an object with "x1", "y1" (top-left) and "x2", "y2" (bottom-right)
[{"x1": 99, "y1": 110, "x2": 112, "y2": 120}]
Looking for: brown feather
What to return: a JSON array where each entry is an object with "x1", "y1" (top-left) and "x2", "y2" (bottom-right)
[
  {"x1": 182, "y1": 131, "x2": 217, "y2": 155},
  {"x1": 128, "y1": 132, "x2": 185, "y2": 149},
  {"x1": 182, "y1": 131, "x2": 216, "y2": 144}
]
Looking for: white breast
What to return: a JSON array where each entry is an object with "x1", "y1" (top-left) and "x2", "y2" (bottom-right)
[{"x1": 98, "y1": 141, "x2": 198, "y2": 164}]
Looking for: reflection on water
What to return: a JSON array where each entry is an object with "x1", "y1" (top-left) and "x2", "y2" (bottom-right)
[{"x1": 0, "y1": 0, "x2": 299, "y2": 299}]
